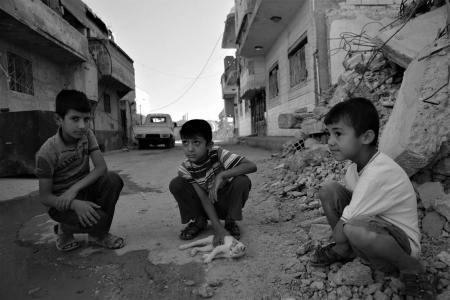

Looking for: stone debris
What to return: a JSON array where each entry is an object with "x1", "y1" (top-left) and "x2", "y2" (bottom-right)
[
  {"x1": 437, "y1": 251, "x2": 450, "y2": 267},
  {"x1": 329, "y1": 260, "x2": 373, "y2": 286},
  {"x1": 422, "y1": 211, "x2": 446, "y2": 238}
]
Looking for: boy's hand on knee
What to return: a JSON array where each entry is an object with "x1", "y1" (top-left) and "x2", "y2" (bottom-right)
[
  {"x1": 71, "y1": 200, "x2": 101, "y2": 227},
  {"x1": 57, "y1": 188, "x2": 78, "y2": 211}
]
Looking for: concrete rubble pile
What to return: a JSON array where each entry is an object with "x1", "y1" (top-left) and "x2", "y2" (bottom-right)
[{"x1": 260, "y1": 4, "x2": 450, "y2": 299}]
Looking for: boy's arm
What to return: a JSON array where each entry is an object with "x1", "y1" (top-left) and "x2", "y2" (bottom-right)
[
  {"x1": 192, "y1": 183, "x2": 228, "y2": 245},
  {"x1": 66, "y1": 149, "x2": 107, "y2": 196},
  {"x1": 38, "y1": 178, "x2": 61, "y2": 208},
  {"x1": 210, "y1": 158, "x2": 257, "y2": 202}
]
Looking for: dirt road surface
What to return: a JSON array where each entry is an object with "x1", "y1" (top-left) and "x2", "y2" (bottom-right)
[{"x1": 1, "y1": 143, "x2": 300, "y2": 299}]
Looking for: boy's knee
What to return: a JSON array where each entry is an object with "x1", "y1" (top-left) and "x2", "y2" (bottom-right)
[
  {"x1": 232, "y1": 175, "x2": 251, "y2": 190},
  {"x1": 106, "y1": 171, "x2": 124, "y2": 188},
  {"x1": 343, "y1": 223, "x2": 377, "y2": 248},
  {"x1": 169, "y1": 177, "x2": 187, "y2": 194},
  {"x1": 319, "y1": 181, "x2": 341, "y2": 203}
]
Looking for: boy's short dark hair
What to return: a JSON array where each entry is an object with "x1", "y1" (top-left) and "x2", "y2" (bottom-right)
[
  {"x1": 55, "y1": 89, "x2": 91, "y2": 117},
  {"x1": 324, "y1": 97, "x2": 379, "y2": 146},
  {"x1": 180, "y1": 119, "x2": 212, "y2": 143}
]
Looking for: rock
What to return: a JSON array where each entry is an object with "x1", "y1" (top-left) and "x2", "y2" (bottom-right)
[
  {"x1": 310, "y1": 281, "x2": 325, "y2": 290},
  {"x1": 379, "y1": 41, "x2": 450, "y2": 177},
  {"x1": 373, "y1": 290, "x2": 388, "y2": 300},
  {"x1": 336, "y1": 286, "x2": 353, "y2": 299},
  {"x1": 184, "y1": 280, "x2": 195, "y2": 286},
  {"x1": 437, "y1": 251, "x2": 450, "y2": 267},
  {"x1": 437, "y1": 290, "x2": 450, "y2": 300},
  {"x1": 299, "y1": 216, "x2": 328, "y2": 227},
  {"x1": 207, "y1": 279, "x2": 222, "y2": 287},
  {"x1": 308, "y1": 224, "x2": 332, "y2": 241},
  {"x1": 374, "y1": 6, "x2": 448, "y2": 68},
  {"x1": 278, "y1": 113, "x2": 304, "y2": 129},
  {"x1": 343, "y1": 53, "x2": 364, "y2": 70},
  {"x1": 416, "y1": 182, "x2": 450, "y2": 221},
  {"x1": 365, "y1": 283, "x2": 383, "y2": 295},
  {"x1": 330, "y1": 260, "x2": 373, "y2": 286},
  {"x1": 388, "y1": 277, "x2": 404, "y2": 292},
  {"x1": 434, "y1": 157, "x2": 450, "y2": 176},
  {"x1": 296, "y1": 240, "x2": 314, "y2": 256},
  {"x1": 422, "y1": 211, "x2": 445, "y2": 237},
  {"x1": 196, "y1": 284, "x2": 214, "y2": 298}
]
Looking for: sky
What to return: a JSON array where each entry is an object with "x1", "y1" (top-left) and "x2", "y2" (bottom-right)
[{"x1": 83, "y1": 0, "x2": 235, "y2": 122}]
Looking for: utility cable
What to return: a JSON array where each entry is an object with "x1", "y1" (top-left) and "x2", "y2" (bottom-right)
[{"x1": 148, "y1": 34, "x2": 223, "y2": 112}]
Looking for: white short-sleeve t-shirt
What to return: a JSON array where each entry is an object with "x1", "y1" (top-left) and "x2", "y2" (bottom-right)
[{"x1": 341, "y1": 152, "x2": 421, "y2": 257}]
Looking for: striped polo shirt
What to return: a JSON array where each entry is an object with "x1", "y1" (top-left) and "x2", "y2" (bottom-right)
[
  {"x1": 35, "y1": 128, "x2": 100, "y2": 196},
  {"x1": 178, "y1": 146, "x2": 244, "y2": 192}
]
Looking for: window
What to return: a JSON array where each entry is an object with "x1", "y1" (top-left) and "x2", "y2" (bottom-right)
[
  {"x1": 288, "y1": 36, "x2": 308, "y2": 88},
  {"x1": 7, "y1": 52, "x2": 34, "y2": 95},
  {"x1": 103, "y1": 93, "x2": 111, "y2": 113},
  {"x1": 268, "y1": 64, "x2": 279, "y2": 99}
]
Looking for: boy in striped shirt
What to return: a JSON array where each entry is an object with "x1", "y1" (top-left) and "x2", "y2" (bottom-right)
[{"x1": 169, "y1": 119, "x2": 257, "y2": 245}]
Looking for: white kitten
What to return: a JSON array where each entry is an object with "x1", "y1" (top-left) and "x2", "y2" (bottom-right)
[{"x1": 179, "y1": 235, "x2": 246, "y2": 263}]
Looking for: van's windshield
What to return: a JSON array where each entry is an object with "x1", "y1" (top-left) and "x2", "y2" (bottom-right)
[{"x1": 145, "y1": 116, "x2": 167, "y2": 124}]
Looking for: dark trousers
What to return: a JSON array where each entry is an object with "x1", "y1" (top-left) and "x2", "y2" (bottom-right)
[
  {"x1": 49, "y1": 171, "x2": 124, "y2": 237},
  {"x1": 169, "y1": 175, "x2": 251, "y2": 224}
]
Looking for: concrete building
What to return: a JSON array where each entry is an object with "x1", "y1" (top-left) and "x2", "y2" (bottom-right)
[
  {"x1": 221, "y1": 0, "x2": 333, "y2": 137},
  {"x1": 221, "y1": 0, "x2": 402, "y2": 140},
  {"x1": 0, "y1": 0, "x2": 135, "y2": 176}
]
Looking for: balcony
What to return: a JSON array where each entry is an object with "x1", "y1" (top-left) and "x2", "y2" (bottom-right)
[
  {"x1": 0, "y1": 0, "x2": 89, "y2": 63},
  {"x1": 222, "y1": 8, "x2": 236, "y2": 49},
  {"x1": 221, "y1": 57, "x2": 238, "y2": 99},
  {"x1": 88, "y1": 38, "x2": 135, "y2": 97},
  {"x1": 240, "y1": 56, "x2": 265, "y2": 100},
  {"x1": 238, "y1": 0, "x2": 305, "y2": 57}
]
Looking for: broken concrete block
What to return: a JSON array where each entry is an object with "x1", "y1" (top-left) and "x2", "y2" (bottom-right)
[
  {"x1": 343, "y1": 53, "x2": 364, "y2": 70},
  {"x1": 329, "y1": 260, "x2": 373, "y2": 286},
  {"x1": 309, "y1": 224, "x2": 332, "y2": 241},
  {"x1": 379, "y1": 41, "x2": 450, "y2": 176},
  {"x1": 421, "y1": 211, "x2": 445, "y2": 238},
  {"x1": 434, "y1": 157, "x2": 450, "y2": 176},
  {"x1": 437, "y1": 251, "x2": 450, "y2": 267},
  {"x1": 278, "y1": 113, "x2": 303, "y2": 129},
  {"x1": 416, "y1": 182, "x2": 450, "y2": 221},
  {"x1": 374, "y1": 6, "x2": 447, "y2": 68},
  {"x1": 301, "y1": 119, "x2": 326, "y2": 135}
]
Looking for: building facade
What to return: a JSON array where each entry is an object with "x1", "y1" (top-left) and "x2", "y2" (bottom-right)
[
  {"x1": 221, "y1": 0, "x2": 401, "y2": 138},
  {"x1": 0, "y1": 0, "x2": 135, "y2": 176}
]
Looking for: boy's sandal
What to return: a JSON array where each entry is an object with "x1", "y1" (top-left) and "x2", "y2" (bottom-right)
[
  {"x1": 225, "y1": 222, "x2": 241, "y2": 240},
  {"x1": 90, "y1": 233, "x2": 125, "y2": 249},
  {"x1": 400, "y1": 272, "x2": 437, "y2": 300},
  {"x1": 54, "y1": 224, "x2": 80, "y2": 252},
  {"x1": 310, "y1": 243, "x2": 355, "y2": 267},
  {"x1": 179, "y1": 221, "x2": 206, "y2": 240}
]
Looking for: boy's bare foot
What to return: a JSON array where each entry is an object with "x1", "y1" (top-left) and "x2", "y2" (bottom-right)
[{"x1": 90, "y1": 233, "x2": 125, "y2": 249}]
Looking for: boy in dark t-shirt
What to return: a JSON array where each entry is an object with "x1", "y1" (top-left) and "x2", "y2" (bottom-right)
[
  {"x1": 169, "y1": 119, "x2": 256, "y2": 245},
  {"x1": 36, "y1": 90, "x2": 124, "y2": 251}
]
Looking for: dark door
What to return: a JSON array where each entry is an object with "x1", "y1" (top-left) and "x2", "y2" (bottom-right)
[{"x1": 251, "y1": 91, "x2": 266, "y2": 136}]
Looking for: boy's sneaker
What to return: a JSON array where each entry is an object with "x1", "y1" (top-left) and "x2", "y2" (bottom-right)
[
  {"x1": 179, "y1": 219, "x2": 206, "y2": 240},
  {"x1": 400, "y1": 271, "x2": 437, "y2": 300},
  {"x1": 310, "y1": 243, "x2": 355, "y2": 267},
  {"x1": 224, "y1": 220, "x2": 241, "y2": 240}
]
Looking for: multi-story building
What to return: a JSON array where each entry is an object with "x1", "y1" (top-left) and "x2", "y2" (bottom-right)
[
  {"x1": 221, "y1": 0, "x2": 400, "y2": 139},
  {"x1": 0, "y1": 0, "x2": 135, "y2": 176},
  {"x1": 221, "y1": 0, "x2": 333, "y2": 137}
]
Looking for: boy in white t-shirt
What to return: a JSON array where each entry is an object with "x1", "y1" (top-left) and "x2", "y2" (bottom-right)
[{"x1": 310, "y1": 98, "x2": 436, "y2": 299}]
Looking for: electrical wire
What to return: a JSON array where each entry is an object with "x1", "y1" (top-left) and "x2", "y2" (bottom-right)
[{"x1": 147, "y1": 33, "x2": 223, "y2": 112}]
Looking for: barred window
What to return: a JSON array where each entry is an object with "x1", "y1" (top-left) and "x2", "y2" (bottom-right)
[
  {"x1": 7, "y1": 52, "x2": 34, "y2": 95},
  {"x1": 289, "y1": 37, "x2": 308, "y2": 87},
  {"x1": 103, "y1": 93, "x2": 111, "y2": 113},
  {"x1": 268, "y1": 64, "x2": 279, "y2": 99}
]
